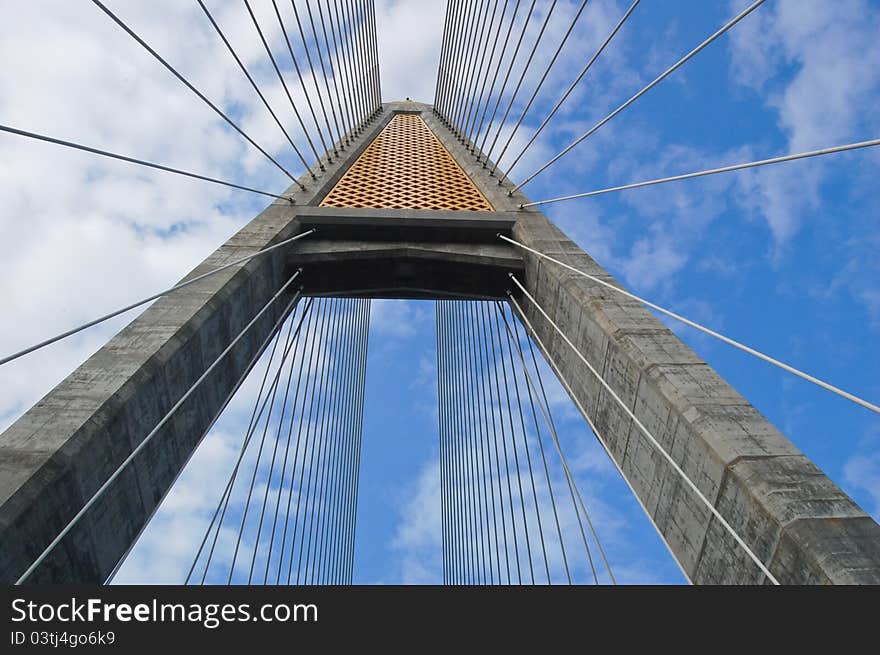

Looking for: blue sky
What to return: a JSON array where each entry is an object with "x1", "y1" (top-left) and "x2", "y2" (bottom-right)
[{"x1": 1, "y1": 0, "x2": 878, "y2": 584}]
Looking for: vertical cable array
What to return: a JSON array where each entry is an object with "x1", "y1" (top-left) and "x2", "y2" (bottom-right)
[
  {"x1": 437, "y1": 300, "x2": 613, "y2": 584},
  {"x1": 187, "y1": 297, "x2": 371, "y2": 585}
]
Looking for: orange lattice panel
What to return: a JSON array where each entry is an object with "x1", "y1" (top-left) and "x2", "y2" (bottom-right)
[{"x1": 320, "y1": 113, "x2": 493, "y2": 211}]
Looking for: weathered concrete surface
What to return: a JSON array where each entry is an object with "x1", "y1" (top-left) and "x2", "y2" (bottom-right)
[{"x1": 422, "y1": 102, "x2": 880, "y2": 584}]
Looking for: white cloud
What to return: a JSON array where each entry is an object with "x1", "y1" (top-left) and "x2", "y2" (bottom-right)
[
  {"x1": 844, "y1": 426, "x2": 880, "y2": 521},
  {"x1": 728, "y1": 0, "x2": 880, "y2": 241},
  {"x1": 389, "y1": 453, "x2": 443, "y2": 584},
  {"x1": 369, "y1": 298, "x2": 431, "y2": 339}
]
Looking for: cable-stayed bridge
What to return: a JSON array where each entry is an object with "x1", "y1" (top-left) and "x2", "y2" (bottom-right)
[{"x1": 1, "y1": 0, "x2": 878, "y2": 585}]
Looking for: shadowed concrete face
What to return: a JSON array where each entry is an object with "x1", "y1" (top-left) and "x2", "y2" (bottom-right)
[{"x1": 1, "y1": 102, "x2": 877, "y2": 584}]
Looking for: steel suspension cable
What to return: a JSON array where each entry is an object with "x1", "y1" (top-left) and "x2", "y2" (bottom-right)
[
  {"x1": 228, "y1": 309, "x2": 300, "y2": 584},
  {"x1": 468, "y1": 302, "x2": 503, "y2": 584},
  {"x1": 462, "y1": 303, "x2": 493, "y2": 583},
  {"x1": 476, "y1": 301, "x2": 511, "y2": 583},
  {"x1": 484, "y1": 0, "x2": 559, "y2": 169},
  {"x1": 272, "y1": 0, "x2": 332, "y2": 160},
  {"x1": 17, "y1": 275, "x2": 303, "y2": 585},
  {"x1": 108, "y1": 296, "x2": 297, "y2": 586},
  {"x1": 453, "y1": 0, "x2": 494, "y2": 141},
  {"x1": 461, "y1": 302, "x2": 486, "y2": 583},
  {"x1": 367, "y1": 0, "x2": 382, "y2": 108},
  {"x1": 302, "y1": 298, "x2": 340, "y2": 581},
  {"x1": 316, "y1": 0, "x2": 352, "y2": 145},
  {"x1": 177, "y1": 299, "x2": 298, "y2": 584},
  {"x1": 335, "y1": 300, "x2": 364, "y2": 583},
  {"x1": 503, "y1": 305, "x2": 604, "y2": 584},
  {"x1": 496, "y1": 301, "x2": 551, "y2": 584},
  {"x1": 243, "y1": 0, "x2": 322, "y2": 170},
  {"x1": 510, "y1": 296, "x2": 666, "y2": 584},
  {"x1": 89, "y1": 0, "x2": 299, "y2": 184},
  {"x1": 0, "y1": 230, "x2": 314, "y2": 368},
  {"x1": 300, "y1": 298, "x2": 339, "y2": 583},
  {"x1": 456, "y1": 301, "x2": 485, "y2": 584},
  {"x1": 512, "y1": 0, "x2": 768, "y2": 193},
  {"x1": 521, "y1": 138, "x2": 880, "y2": 207},
  {"x1": 343, "y1": 299, "x2": 370, "y2": 582},
  {"x1": 306, "y1": 0, "x2": 345, "y2": 151},
  {"x1": 340, "y1": 0, "x2": 368, "y2": 129},
  {"x1": 227, "y1": 323, "x2": 297, "y2": 588},
  {"x1": 433, "y1": 0, "x2": 456, "y2": 109},
  {"x1": 314, "y1": 299, "x2": 348, "y2": 583},
  {"x1": 328, "y1": 300, "x2": 370, "y2": 584},
  {"x1": 451, "y1": 0, "x2": 491, "y2": 136},
  {"x1": 190, "y1": 299, "x2": 313, "y2": 584},
  {"x1": 434, "y1": 0, "x2": 458, "y2": 117},
  {"x1": 509, "y1": 276, "x2": 780, "y2": 584},
  {"x1": 197, "y1": 0, "x2": 313, "y2": 175},
  {"x1": 436, "y1": 303, "x2": 449, "y2": 582},
  {"x1": 449, "y1": 303, "x2": 469, "y2": 583},
  {"x1": 322, "y1": 299, "x2": 358, "y2": 583},
  {"x1": 462, "y1": 0, "x2": 502, "y2": 143},
  {"x1": 439, "y1": 302, "x2": 458, "y2": 582},
  {"x1": 477, "y1": 0, "x2": 538, "y2": 161},
  {"x1": 448, "y1": 303, "x2": 471, "y2": 582},
  {"x1": 270, "y1": 301, "x2": 320, "y2": 583},
  {"x1": 482, "y1": 301, "x2": 521, "y2": 583},
  {"x1": 291, "y1": 0, "x2": 339, "y2": 157},
  {"x1": 442, "y1": 301, "x2": 462, "y2": 582},
  {"x1": 492, "y1": 302, "x2": 536, "y2": 583},
  {"x1": 464, "y1": 0, "x2": 511, "y2": 149},
  {"x1": 472, "y1": 0, "x2": 522, "y2": 155},
  {"x1": 325, "y1": 300, "x2": 355, "y2": 583},
  {"x1": 437, "y1": 0, "x2": 469, "y2": 121},
  {"x1": 316, "y1": 299, "x2": 353, "y2": 584},
  {"x1": 0, "y1": 124, "x2": 295, "y2": 200},
  {"x1": 287, "y1": 299, "x2": 331, "y2": 585},
  {"x1": 328, "y1": 0, "x2": 357, "y2": 140},
  {"x1": 443, "y1": 0, "x2": 480, "y2": 132},
  {"x1": 490, "y1": 0, "x2": 588, "y2": 178},
  {"x1": 500, "y1": 235, "x2": 880, "y2": 415},
  {"x1": 449, "y1": 0, "x2": 479, "y2": 125},
  {"x1": 335, "y1": 0, "x2": 362, "y2": 129},
  {"x1": 501, "y1": 305, "x2": 572, "y2": 585},
  {"x1": 323, "y1": 298, "x2": 362, "y2": 583},
  {"x1": 298, "y1": 298, "x2": 340, "y2": 583},
  {"x1": 286, "y1": 297, "x2": 332, "y2": 584},
  {"x1": 249, "y1": 309, "x2": 310, "y2": 584},
  {"x1": 502, "y1": 0, "x2": 640, "y2": 181},
  {"x1": 348, "y1": 0, "x2": 372, "y2": 123}
]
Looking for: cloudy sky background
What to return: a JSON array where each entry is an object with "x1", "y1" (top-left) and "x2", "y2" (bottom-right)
[{"x1": 0, "y1": 0, "x2": 878, "y2": 584}]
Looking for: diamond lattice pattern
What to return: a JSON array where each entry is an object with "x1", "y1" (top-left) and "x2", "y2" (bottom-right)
[{"x1": 320, "y1": 113, "x2": 493, "y2": 211}]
